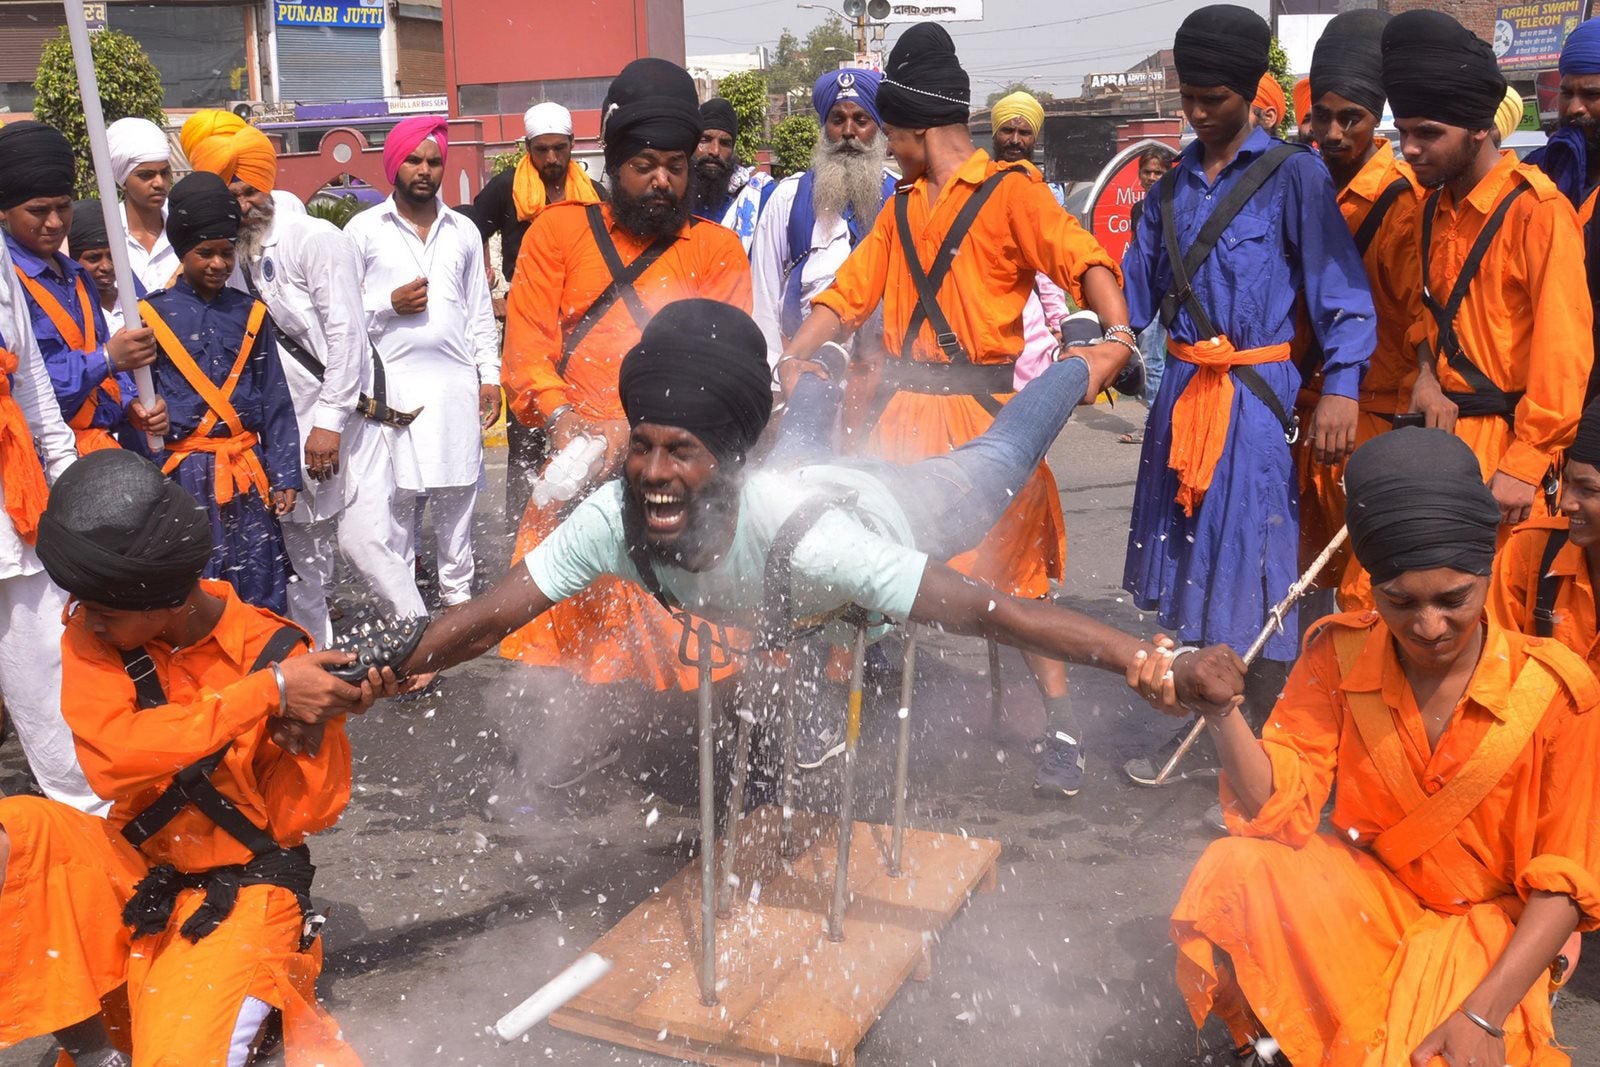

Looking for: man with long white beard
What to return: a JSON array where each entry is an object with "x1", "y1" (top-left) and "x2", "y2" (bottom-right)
[{"x1": 750, "y1": 69, "x2": 897, "y2": 371}]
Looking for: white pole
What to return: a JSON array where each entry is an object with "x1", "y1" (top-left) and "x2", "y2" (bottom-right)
[
  {"x1": 62, "y1": 0, "x2": 161, "y2": 450},
  {"x1": 491, "y1": 953, "x2": 611, "y2": 1041}
]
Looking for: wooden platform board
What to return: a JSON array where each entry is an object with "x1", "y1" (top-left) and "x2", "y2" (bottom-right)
[{"x1": 549, "y1": 805, "x2": 1001, "y2": 1066}]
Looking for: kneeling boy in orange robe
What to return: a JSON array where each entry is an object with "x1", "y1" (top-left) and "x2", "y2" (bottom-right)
[
  {"x1": 1152, "y1": 425, "x2": 1600, "y2": 1067},
  {"x1": 0, "y1": 450, "x2": 392, "y2": 1067}
]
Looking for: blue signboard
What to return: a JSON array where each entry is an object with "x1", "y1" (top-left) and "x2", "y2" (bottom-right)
[
  {"x1": 275, "y1": 0, "x2": 385, "y2": 28},
  {"x1": 1493, "y1": 0, "x2": 1586, "y2": 69}
]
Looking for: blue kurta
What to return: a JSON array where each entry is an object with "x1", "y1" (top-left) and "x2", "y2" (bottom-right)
[
  {"x1": 143, "y1": 277, "x2": 301, "y2": 614},
  {"x1": 6, "y1": 235, "x2": 140, "y2": 443},
  {"x1": 1119, "y1": 129, "x2": 1378, "y2": 660}
]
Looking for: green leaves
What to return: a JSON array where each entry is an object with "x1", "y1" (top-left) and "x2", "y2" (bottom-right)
[
  {"x1": 717, "y1": 70, "x2": 770, "y2": 167},
  {"x1": 34, "y1": 28, "x2": 166, "y2": 199},
  {"x1": 770, "y1": 114, "x2": 819, "y2": 179}
]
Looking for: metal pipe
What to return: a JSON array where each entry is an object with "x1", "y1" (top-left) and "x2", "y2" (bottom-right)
[
  {"x1": 780, "y1": 655, "x2": 799, "y2": 859},
  {"x1": 717, "y1": 708, "x2": 753, "y2": 918},
  {"x1": 828, "y1": 625, "x2": 868, "y2": 942},
  {"x1": 988, "y1": 637, "x2": 1003, "y2": 729},
  {"x1": 695, "y1": 622, "x2": 717, "y2": 1006},
  {"x1": 889, "y1": 634, "x2": 917, "y2": 878}
]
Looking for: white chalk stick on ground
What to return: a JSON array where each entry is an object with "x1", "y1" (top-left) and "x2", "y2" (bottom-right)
[{"x1": 493, "y1": 953, "x2": 612, "y2": 1041}]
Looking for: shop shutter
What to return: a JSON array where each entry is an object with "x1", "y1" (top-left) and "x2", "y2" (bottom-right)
[{"x1": 276, "y1": 24, "x2": 382, "y2": 103}]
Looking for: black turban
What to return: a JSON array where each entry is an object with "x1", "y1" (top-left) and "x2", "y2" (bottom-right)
[
  {"x1": 0, "y1": 121, "x2": 76, "y2": 211},
  {"x1": 699, "y1": 99, "x2": 739, "y2": 139},
  {"x1": 36, "y1": 450, "x2": 215, "y2": 611},
  {"x1": 1173, "y1": 5, "x2": 1271, "y2": 102},
  {"x1": 1570, "y1": 399, "x2": 1600, "y2": 469},
  {"x1": 68, "y1": 199, "x2": 109, "y2": 254},
  {"x1": 601, "y1": 58, "x2": 704, "y2": 171},
  {"x1": 165, "y1": 171, "x2": 239, "y2": 259},
  {"x1": 1343, "y1": 427, "x2": 1500, "y2": 587},
  {"x1": 1381, "y1": 9, "x2": 1506, "y2": 130},
  {"x1": 1310, "y1": 9, "x2": 1390, "y2": 120},
  {"x1": 617, "y1": 299, "x2": 773, "y2": 464},
  {"x1": 878, "y1": 22, "x2": 971, "y2": 129}
]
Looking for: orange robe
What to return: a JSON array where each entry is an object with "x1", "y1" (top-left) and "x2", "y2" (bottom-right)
[
  {"x1": 813, "y1": 150, "x2": 1120, "y2": 597},
  {"x1": 1172, "y1": 613, "x2": 1600, "y2": 1066},
  {"x1": 0, "y1": 581, "x2": 357, "y2": 1066},
  {"x1": 1490, "y1": 515, "x2": 1600, "y2": 673},
  {"x1": 499, "y1": 204, "x2": 751, "y2": 689}
]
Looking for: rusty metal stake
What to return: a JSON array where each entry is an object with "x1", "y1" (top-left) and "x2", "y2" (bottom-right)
[{"x1": 828, "y1": 625, "x2": 868, "y2": 942}]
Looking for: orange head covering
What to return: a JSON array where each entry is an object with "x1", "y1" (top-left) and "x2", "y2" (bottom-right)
[
  {"x1": 1293, "y1": 76, "x2": 1312, "y2": 124},
  {"x1": 1253, "y1": 73, "x2": 1286, "y2": 125},
  {"x1": 180, "y1": 110, "x2": 277, "y2": 193}
]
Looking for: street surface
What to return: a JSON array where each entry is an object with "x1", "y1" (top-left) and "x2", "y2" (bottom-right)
[{"x1": 6, "y1": 401, "x2": 1599, "y2": 1066}]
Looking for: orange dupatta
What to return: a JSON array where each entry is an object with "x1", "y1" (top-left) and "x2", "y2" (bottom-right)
[{"x1": 1166, "y1": 335, "x2": 1292, "y2": 515}]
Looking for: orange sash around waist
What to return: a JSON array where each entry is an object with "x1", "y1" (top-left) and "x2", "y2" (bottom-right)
[
  {"x1": 69, "y1": 379, "x2": 123, "y2": 455},
  {"x1": 1167, "y1": 335, "x2": 1292, "y2": 516},
  {"x1": 161, "y1": 430, "x2": 270, "y2": 505},
  {"x1": 0, "y1": 349, "x2": 49, "y2": 544}
]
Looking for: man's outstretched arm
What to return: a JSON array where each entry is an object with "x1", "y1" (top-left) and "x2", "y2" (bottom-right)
[
  {"x1": 908, "y1": 562, "x2": 1246, "y2": 712},
  {"x1": 402, "y1": 566, "x2": 557, "y2": 676}
]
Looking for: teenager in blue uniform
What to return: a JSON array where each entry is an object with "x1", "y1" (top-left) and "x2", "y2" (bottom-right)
[{"x1": 140, "y1": 171, "x2": 300, "y2": 614}]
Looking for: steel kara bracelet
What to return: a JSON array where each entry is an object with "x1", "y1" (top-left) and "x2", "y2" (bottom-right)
[{"x1": 1456, "y1": 1007, "x2": 1505, "y2": 1039}]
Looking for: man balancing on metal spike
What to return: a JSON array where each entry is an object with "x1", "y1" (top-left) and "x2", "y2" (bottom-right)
[{"x1": 299, "y1": 301, "x2": 1245, "y2": 738}]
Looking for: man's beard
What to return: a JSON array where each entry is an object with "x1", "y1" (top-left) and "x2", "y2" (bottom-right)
[
  {"x1": 236, "y1": 196, "x2": 276, "y2": 264},
  {"x1": 1418, "y1": 134, "x2": 1483, "y2": 190},
  {"x1": 621, "y1": 469, "x2": 741, "y2": 569},
  {"x1": 692, "y1": 154, "x2": 734, "y2": 212},
  {"x1": 611, "y1": 171, "x2": 697, "y2": 240},
  {"x1": 810, "y1": 129, "x2": 887, "y2": 222},
  {"x1": 539, "y1": 160, "x2": 567, "y2": 186},
  {"x1": 395, "y1": 176, "x2": 439, "y2": 206},
  {"x1": 1561, "y1": 112, "x2": 1600, "y2": 156}
]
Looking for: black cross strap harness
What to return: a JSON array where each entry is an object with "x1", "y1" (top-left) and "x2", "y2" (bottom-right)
[
  {"x1": 1298, "y1": 175, "x2": 1413, "y2": 378},
  {"x1": 1157, "y1": 143, "x2": 1301, "y2": 442},
  {"x1": 1534, "y1": 527, "x2": 1571, "y2": 638},
  {"x1": 555, "y1": 204, "x2": 691, "y2": 377},
  {"x1": 117, "y1": 625, "x2": 324, "y2": 948}
]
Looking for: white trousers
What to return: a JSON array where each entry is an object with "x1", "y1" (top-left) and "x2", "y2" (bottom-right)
[
  {"x1": 407, "y1": 485, "x2": 477, "y2": 606},
  {"x1": 0, "y1": 570, "x2": 106, "y2": 815}
]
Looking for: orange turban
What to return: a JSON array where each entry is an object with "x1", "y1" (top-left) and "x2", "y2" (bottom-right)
[
  {"x1": 1293, "y1": 76, "x2": 1312, "y2": 123},
  {"x1": 1253, "y1": 73, "x2": 1286, "y2": 124},
  {"x1": 180, "y1": 110, "x2": 277, "y2": 193}
]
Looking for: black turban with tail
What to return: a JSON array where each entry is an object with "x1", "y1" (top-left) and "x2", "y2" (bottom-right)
[
  {"x1": 1569, "y1": 399, "x2": 1600, "y2": 469},
  {"x1": 1343, "y1": 427, "x2": 1500, "y2": 586},
  {"x1": 1381, "y1": 9, "x2": 1506, "y2": 130},
  {"x1": 68, "y1": 199, "x2": 110, "y2": 253},
  {"x1": 618, "y1": 299, "x2": 773, "y2": 464},
  {"x1": 601, "y1": 58, "x2": 704, "y2": 171},
  {"x1": 36, "y1": 450, "x2": 215, "y2": 611},
  {"x1": 165, "y1": 171, "x2": 240, "y2": 259},
  {"x1": 1172, "y1": 5, "x2": 1271, "y2": 102},
  {"x1": 0, "y1": 121, "x2": 76, "y2": 211},
  {"x1": 877, "y1": 22, "x2": 971, "y2": 128},
  {"x1": 1310, "y1": 9, "x2": 1390, "y2": 120},
  {"x1": 699, "y1": 99, "x2": 739, "y2": 138}
]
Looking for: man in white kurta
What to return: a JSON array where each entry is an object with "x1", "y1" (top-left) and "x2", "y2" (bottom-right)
[
  {"x1": 0, "y1": 237, "x2": 105, "y2": 814},
  {"x1": 106, "y1": 117, "x2": 178, "y2": 295},
  {"x1": 345, "y1": 119, "x2": 499, "y2": 606}
]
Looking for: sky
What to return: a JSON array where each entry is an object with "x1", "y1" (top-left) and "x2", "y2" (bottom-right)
[{"x1": 682, "y1": 0, "x2": 1270, "y2": 101}]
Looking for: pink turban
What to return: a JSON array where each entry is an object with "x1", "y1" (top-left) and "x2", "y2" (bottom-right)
[{"x1": 382, "y1": 116, "x2": 449, "y2": 185}]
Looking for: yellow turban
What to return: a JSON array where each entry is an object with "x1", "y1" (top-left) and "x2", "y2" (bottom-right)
[
  {"x1": 991, "y1": 90, "x2": 1045, "y2": 135},
  {"x1": 180, "y1": 110, "x2": 277, "y2": 193},
  {"x1": 1494, "y1": 85, "x2": 1524, "y2": 143}
]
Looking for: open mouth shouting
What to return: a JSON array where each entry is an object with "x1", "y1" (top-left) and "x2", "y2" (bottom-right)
[{"x1": 642, "y1": 489, "x2": 689, "y2": 537}]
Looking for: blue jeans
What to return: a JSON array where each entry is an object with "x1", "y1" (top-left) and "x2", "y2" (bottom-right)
[
  {"x1": 1139, "y1": 319, "x2": 1167, "y2": 403},
  {"x1": 768, "y1": 355, "x2": 1092, "y2": 561}
]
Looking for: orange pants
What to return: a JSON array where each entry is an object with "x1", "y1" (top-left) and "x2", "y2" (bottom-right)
[{"x1": 0, "y1": 796, "x2": 357, "y2": 1066}]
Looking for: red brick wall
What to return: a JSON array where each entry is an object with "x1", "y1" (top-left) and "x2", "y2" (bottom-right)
[{"x1": 1384, "y1": 0, "x2": 1501, "y2": 44}]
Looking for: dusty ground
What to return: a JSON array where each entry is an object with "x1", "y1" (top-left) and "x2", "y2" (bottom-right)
[{"x1": 5, "y1": 402, "x2": 1599, "y2": 1066}]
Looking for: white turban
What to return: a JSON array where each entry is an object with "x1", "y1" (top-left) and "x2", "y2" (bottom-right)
[
  {"x1": 107, "y1": 117, "x2": 170, "y2": 186},
  {"x1": 523, "y1": 102, "x2": 573, "y2": 140}
]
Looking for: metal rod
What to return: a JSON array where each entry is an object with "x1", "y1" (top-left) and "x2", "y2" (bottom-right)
[
  {"x1": 1152, "y1": 526, "x2": 1349, "y2": 786},
  {"x1": 889, "y1": 634, "x2": 917, "y2": 878},
  {"x1": 987, "y1": 637, "x2": 1003, "y2": 729},
  {"x1": 780, "y1": 655, "x2": 799, "y2": 858},
  {"x1": 695, "y1": 622, "x2": 718, "y2": 1006},
  {"x1": 828, "y1": 625, "x2": 868, "y2": 942},
  {"x1": 717, "y1": 708, "x2": 753, "y2": 918}
]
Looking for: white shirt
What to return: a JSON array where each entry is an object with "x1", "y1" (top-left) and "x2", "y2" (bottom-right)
[
  {"x1": 345, "y1": 196, "x2": 499, "y2": 489},
  {"x1": 0, "y1": 240, "x2": 81, "y2": 579},
  {"x1": 716, "y1": 165, "x2": 775, "y2": 252},
  {"x1": 119, "y1": 201, "x2": 177, "y2": 295}
]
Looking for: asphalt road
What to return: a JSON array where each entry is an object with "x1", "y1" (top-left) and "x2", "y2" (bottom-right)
[{"x1": 6, "y1": 402, "x2": 1600, "y2": 1066}]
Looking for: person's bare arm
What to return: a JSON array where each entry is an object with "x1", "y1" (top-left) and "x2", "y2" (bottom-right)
[
  {"x1": 777, "y1": 305, "x2": 846, "y2": 394},
  {"x1": 401, "y1": 566, "x2": 557, "y2": 676}
]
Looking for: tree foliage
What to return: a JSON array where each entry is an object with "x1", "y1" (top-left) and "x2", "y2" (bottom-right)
[
  {"x1": 770, "y1": 114, "x2": 819, "y2": 179},
  {"x1": 985, "y1": 82, "x2": 1055, "y2": 109},
  {"x1": 306, "y1": 193, "x2": 370, "y2": 229},
  {"x1": 717, "y1": 69, "x2": 769, "y2": 166},
  {"x1": 1267, "y1": 37, "x2": 1294, "y2": 136},
  {"x1": 34, "y1": 28, "x2": 166, "y2": 198},
  {"x1": 765, "y1": 17, "x2": 859, "y2": 103}
]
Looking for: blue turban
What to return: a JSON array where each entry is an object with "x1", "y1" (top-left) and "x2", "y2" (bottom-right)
[
  {"x1": 1561, "y1": 18, "x2": 1600, "y2": 75},
  {"x1": 813, "y1": 68, "x2": 883, "y2": 127}
]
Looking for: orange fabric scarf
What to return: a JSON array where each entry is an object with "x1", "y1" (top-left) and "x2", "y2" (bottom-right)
[
  {"x1": 1167, "y1": 335, "x2": 1292, "y2": 516},
  {"x1": 512, "y1": 158, "x2": 601, "y2": 222},
  {"x1": 0, "y1": 349, "x2": 49, "y2": 543}
]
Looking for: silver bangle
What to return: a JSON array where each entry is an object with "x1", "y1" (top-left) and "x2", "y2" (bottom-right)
[
  {"x1": 271, "y1": 663, "x2": 288, "y2": 716},
  {"x1": 1104, "y1": 323, "x2": 1137, "y2": 342},
  {"x1": 1102, "y1": 332, "x2": 1140, "y2": 358},
  {"x1": 1456, "y1": 1007, "x2": 1505, "y2": 1039},
  {"x1": 545, "y1": 403, "x2": 574, "y2": 428}
]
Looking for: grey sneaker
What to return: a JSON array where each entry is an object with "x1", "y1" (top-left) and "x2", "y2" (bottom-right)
[
  {"x1": 1033, "y1": 731, "x2": 1086, "y2": 797},
  {"x1": 1123, "y1": 720, "x2": 1214, "y2": 786},
  {"x1": 797, "y1": 722, "x2": 846, "y2": 770}
]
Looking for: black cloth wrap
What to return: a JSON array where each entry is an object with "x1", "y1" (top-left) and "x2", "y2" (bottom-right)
[
  {"x1": 1381, "y1": 9, "x2": 1506, "y2": 129},
  {"x1": 0, "y1": 121, "x2": 76, "y2": 210},
  {"x1": 1309, "y1": 9, "x2": 1390, "y2": 119},
  {"x1": 36, "y1": 450, "x2": 214, "y2": 611},
  {"x1": 122, "y1": 846, "x2": 316, "y2": 944},
  {"x1": 1343, "y1": 426, "x2": 1500, "y2": 586},
  {"x1": 877, "y1": 22, "x2": 971, "y2": 128},
  {"x1": 617, "y1": 298, "x2": 773, "y2": 464},
  {"x1": 602, "y1": 58, "x2": 704, "y2": 170},
  {"x1": 1173, "y1": 4, "x2": 1271, "y2": 101},
  {"x1": 1569, "y1": 398, "x2": 1600, "y2": 468},
  {"x1": 699, "y1": 98, "x2": 739, "y2": 138},
  {"x1": 69, "y1": 198, "x2": 110, "y2": 252},
  {"x1": 165, "y1": 171, "x2": 240, "y2": 259}
]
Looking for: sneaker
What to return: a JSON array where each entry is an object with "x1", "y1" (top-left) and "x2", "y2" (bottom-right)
[
  {"x1": 1235, "y1": 1036, "x2": 1288, "y2": 1066},
  {"x1": 1202, "y1": 801, "x2": 1228, "y2": 834},
  {"x1": 543, "y1": 741, "x2": 622, "y2": 790},
  {"x1": 1033, "y1": 731, "x2": 1086, "y2": 797},
  {"x1": 797, "y1": 722, "x2": 846, "y2": 770},
  {"x1": 1123, "y1": 719, "x2": 1213, "y2": 787}
]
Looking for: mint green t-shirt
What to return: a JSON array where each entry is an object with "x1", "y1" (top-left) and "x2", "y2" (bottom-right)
[{"x1": 523, "y1": 464, "x2": 928, "y2": 644}]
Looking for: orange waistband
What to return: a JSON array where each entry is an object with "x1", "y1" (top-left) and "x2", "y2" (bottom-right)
[
  {"x1": 161, "y1": 432, "x2": 270, "y2": 506},
  {"x1": 1166, "y1": 335, "x2": 1292, "y2": 516},
  {"x1": 1166, "y1": 336, "x2": 1292, "y2": 367}
]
